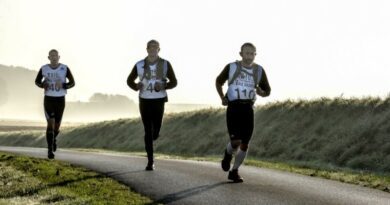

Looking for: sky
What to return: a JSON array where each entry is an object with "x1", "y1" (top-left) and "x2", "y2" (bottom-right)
[{"x1": 1, "y1": 0, "x2": 389, "y2": 105}]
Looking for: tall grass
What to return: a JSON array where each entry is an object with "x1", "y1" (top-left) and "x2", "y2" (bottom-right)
[
  {"x1": 253, "y1": 97, "x2": 390, "y2": 172},
  {"x1": 1, "y1": 97, "x2": 389, "y2": 173}
]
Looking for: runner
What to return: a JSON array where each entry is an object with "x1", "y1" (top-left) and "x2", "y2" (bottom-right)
[
  {"x1": 216, "y1": 42, "x2": 271, "y2": 182},
  {"x1": 127, "y1": 40, "x2": 177, "y2": 170},
  {"x1": 35, "y1": 49, "x2": 75, "y2": 159}
]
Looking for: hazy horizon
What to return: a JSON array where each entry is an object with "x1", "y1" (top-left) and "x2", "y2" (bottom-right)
[{"x1": 0, "y1": 64, "x2": 218, "y2": 122}]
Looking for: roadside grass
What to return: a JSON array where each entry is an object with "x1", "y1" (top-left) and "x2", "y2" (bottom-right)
[
  {"x1": 243, "y1": 158, "x2": 390, "y2": 192},
  {"x1": 70, "y1": 148, "x2": 390, "y2": 193},
  {"x1": 0, "y1": 152, "x2": 153, "y2": 205},
  {"x1": 0, "y1": 130, "x2": 45, "y2": 148}
]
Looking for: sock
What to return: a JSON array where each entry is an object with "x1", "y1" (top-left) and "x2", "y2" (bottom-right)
[
  {"x1": 232, "y1": 148, "x2": 247, "y2": 170},
  {"x1": 226, "y1": 143, "x2": 237, "y2": 155}
]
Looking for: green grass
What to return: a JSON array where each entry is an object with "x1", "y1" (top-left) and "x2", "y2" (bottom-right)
[
  {"x1": 243, "y1": 158, "x2": 390, "y2": 192},
  {"x1": 0, "y1": 152, "x2": 153, "y2": 205}
]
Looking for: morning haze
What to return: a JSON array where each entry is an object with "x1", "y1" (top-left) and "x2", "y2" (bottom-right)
[{"x1": 0, "y1": 64, "x2": 212, "y2": 122}]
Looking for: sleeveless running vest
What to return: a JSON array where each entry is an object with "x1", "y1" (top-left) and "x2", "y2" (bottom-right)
[
  {"x1": 226, "y1": 61, "x2": 263, "y2": 102},
  {"x1": 136, "y1": 58, "x2": 168, "y2": 99},
  {"x1": 41, "y1": 64, "x2": 68, "y2": 97}
]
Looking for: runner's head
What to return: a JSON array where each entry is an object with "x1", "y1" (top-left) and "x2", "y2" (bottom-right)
[
  {"x1": 48, "y1": 49, "x2": 60, "y2": 66},
  {"x1": 239, "y1": 43, "x2": 256, "y2": 66},
  {"x1": 146, "y1": 40, "x2": 160, "y2": 59}
]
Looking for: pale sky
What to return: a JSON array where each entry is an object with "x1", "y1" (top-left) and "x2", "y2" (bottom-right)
[{"x1": 1, "y1": 0, "x2": 389, "y2": 105}]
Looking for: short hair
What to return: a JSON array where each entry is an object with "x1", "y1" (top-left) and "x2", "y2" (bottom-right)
[
  {"x1": 49, "y1": 49, "x2": 58, "y2": 55},
  {"x1": 240, "y1": 42, "x2": 256, "y2": 52},
  {"x1": 147, "y1": 40, "x2": 160, "y2": 48}
]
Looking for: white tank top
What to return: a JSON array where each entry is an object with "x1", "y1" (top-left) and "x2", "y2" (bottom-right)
[
  {"x1": 41, "y1": 64, "x2": 68, "y2": 97},
  {"x1": 226, "y1": 62, "x2": 262, "y2": 102},
  {"x1": 136, "y1": 60, "x2": 168, "y2": 99}
]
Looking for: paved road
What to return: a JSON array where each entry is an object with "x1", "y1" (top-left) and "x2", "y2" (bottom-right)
[{"x1": 0, "y1": 146, "x2": 389, "y2": 205}]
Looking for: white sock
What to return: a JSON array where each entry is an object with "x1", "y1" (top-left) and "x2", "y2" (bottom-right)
[
  {"x1": 232, "y1": 148, "x2": 247, "y2": 170},
  {"x1": 226, "y1": 143, "x2": 236, "y2": 155}
]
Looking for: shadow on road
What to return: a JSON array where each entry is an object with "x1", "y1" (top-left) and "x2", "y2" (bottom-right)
[
  {"x1": 148, "y1": 181, "x2": 228, "y2": 205},
  {"x1": 103, "y1": 169, "x2": 146, "y2": 177}
]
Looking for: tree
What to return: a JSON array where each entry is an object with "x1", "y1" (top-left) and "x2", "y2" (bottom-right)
[
  {"x1": 89, "y1": 93, "x2": 109, "y2": 102},
  {"x1": 88, "y1": 93, "x2": 134, "y2": 105}
]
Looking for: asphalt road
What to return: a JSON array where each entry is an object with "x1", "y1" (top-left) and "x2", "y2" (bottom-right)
[{"x1": 0, "y1": 146, "x2": 389, "y2": 205}]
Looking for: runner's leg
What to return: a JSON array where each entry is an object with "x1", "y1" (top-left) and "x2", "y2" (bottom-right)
[
  {"x1": 53, "y1": 98, "x2": 65, "y2": 152},
  {"x1": 140, "y1": 99, "x2": 154, "y2": 168},
  {"x1": 151, "y1": 99, "x2": 165, "y2": 141}
]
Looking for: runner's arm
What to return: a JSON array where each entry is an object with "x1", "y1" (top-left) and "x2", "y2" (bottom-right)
[
  {"x1": 216, "y1": 65, "x2": 229, "y2": 102},
  {"x1": 35, "y1": 69, "x2": 45, "y2": 88},
  {"x1": 165, "y1": 61, "x2": 177, "y2": 89},
  {"x1": 127, "y1": 65, "x2": 139, "y2": 91},
  {"x1": 64, "y1": 67, "x2": 75, "y2": 89},
  {"x1": 257, "y1": 69, "x2": 271, "y2": 97}
]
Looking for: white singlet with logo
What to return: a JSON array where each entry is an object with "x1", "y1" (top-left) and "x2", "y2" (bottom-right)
[
  {"x1": 226, "y1": 63, "x2": 261, "y2": 102},
  {"x1": 136, "y1": 60, "x2": 167, "y2": 99},
  {"x1": 41, "y1": 64, "x2": 68, "y2": 97}
]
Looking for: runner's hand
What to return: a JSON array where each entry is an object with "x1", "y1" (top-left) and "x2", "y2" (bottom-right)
[
  {"x1": 256, "y1": 87, "x2": 267, "y2": 97},
  {"x1": 154, "y1": 82, "x2": 162, "y2": 92},
  {"x1": 137, "y1": 82, "x2": 144, "y2": 91},
  {"x1": 43, "y1": 82, "x2": 49, "y2": 90},
  {"x1": 222, "y1": 97, "x2": 228, "y2": 106},
  {"x1": 55, "y1": 81, "x2": 63, "y2": 89}
]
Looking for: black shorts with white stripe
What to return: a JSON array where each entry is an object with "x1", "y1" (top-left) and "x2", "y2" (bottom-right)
[
  {"x1": 44, "y1": 96, "x2": 65, "y2": 123},
  {"x1": 226, "y1": 100, "x2": 254, "y2": 144}
]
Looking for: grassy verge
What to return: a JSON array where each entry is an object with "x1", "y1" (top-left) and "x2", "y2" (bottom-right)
[
  {"x1": 0, "y1": 152, "x2": 154, "y2": 205},
  {"x1": 71, "y1": 148, "x2": 390, "y2": 193},
  {"x1": 243, "y1": 158, "x2": 390, "y2": 192}
]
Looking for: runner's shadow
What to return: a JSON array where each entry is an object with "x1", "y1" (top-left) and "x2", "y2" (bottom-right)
[
  {"x1": 104, "y1": 169, "x2": 146, "y2": 177},
  {"x1": 147, "y1": 181, "x2": 228, "y2": 205}
]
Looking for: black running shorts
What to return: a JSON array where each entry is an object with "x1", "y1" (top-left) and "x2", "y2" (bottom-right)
[
  {"x1": 44, "y1": 96, "x2": 65, "y2": 123},
  {"x1": 226, "y1": 100, "x2": 254, "y2": 144}
]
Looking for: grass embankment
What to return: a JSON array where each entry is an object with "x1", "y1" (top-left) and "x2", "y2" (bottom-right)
[
  {"x1": 0, "y1": 152, "x2": 153, "y2": 205},
  {"x1": 0, "y1": 97, "x2": 389, "y2": 191}
]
